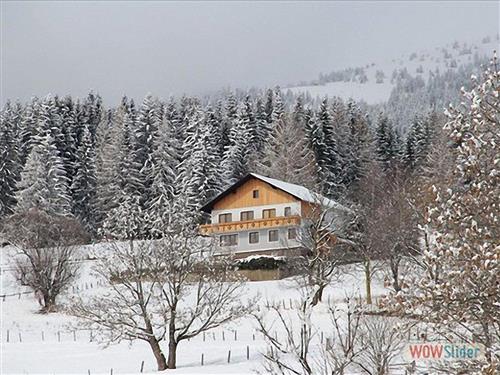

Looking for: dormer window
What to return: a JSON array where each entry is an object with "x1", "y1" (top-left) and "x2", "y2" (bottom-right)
[{"x1": 253, "y1": 190, "x2": 259, "y2": 198}]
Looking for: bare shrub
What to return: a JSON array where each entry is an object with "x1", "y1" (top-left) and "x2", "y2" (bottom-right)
[
  {"x1": 1, "y1": 208, "x2": 89, "y2": 312},
  {"x1": 355, "y1": 317, "x2": 405, "y2": 375}
]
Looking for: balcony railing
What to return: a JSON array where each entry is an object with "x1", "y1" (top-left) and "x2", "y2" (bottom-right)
[{"x1": 199, "y1": 215, "x2": 301, "y2": 235}]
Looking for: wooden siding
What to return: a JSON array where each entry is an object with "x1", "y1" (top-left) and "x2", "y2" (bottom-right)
[{"x1": 213, "y1": 177, "x2": 298, "y2": 210}]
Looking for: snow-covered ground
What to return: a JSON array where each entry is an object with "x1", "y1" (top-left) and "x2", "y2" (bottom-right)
[
  {"x1": 287, "y1": 36, "x2": 499, "y2": 104},
  {"x1": 1, "y1": 243, "x2": 390, "y2": 374}
]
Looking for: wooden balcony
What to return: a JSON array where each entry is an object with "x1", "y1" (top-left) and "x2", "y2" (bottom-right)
[{"x1": 200, "y1": 215, "x2": 301, "y2": 235}]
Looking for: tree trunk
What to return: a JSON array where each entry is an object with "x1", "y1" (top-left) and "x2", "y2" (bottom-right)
[
  {"x1": 167, "y1": 313, "x2": 177, "y2": 369},
  {"x1": 311, "y1": 284, "x2": 325, "y2": 306},
  {"x1": 167, "y1": 340, "x2": 177, "y2": 369},
  {"x1": 149, "y1": 338, "x2": 167, "y2": 371},
  {"x1": 390, "y1": 258, "x2": 401, "y2": 292},
  {"x1": 364, "y1": 258, "x2": 372, "y2": 305},
  {"x1": 43, "y1": 292, "x2": 55, "y2": 312}
]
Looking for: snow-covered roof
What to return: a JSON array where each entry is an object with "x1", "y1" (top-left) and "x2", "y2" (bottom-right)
[
  {"x1": 201, "y1": 173, "x2": 350, "y2": 212},
  {"x1": 248, "y1": 173, "x2": 347, "y2": 211}
]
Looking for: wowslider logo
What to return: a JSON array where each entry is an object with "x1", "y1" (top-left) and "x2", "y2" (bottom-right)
[{"x1": 404, "y1": 343, "x2": 485, "y2": 362}]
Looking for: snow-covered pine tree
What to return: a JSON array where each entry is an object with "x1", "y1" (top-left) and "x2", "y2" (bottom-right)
[
  {"x1": 402, "y1": 115, "x2": 431, "y2": 170},
  {"x1": 264, "y1": 88, "x2": 274, "y2": 125},
  {"x1": 271, "y1": 87, "x2": 285, "y2": 125},
  {"x1": 394, "y1": 56, "x2": 500, "y2": 373},
  {"x1": 17, "y1": 98, "x2": 39, "y2": 169},
  {"x1": 99, "y1": 97, "x2": 143, "y2": 238},
  {"x1": 176, "y1": 108, "x2": 219, "y2": 215},
  {"x1": 133, "y1": 94, "x2": 162, "y2": 216},
  {"x1": 145, "y1": 111, "x2": 182, "y2": 237},
  {"x1": 375, "y1": 113, "x2": 399, "y2": 170},
  {"x1": 340, "y1": 100, "x2": 372, "y2": 194},
  {"x1": 308, "y1": 98, "x2": 343, "y2": 198},
  {"x1": 222, "y1": 102, "x2": 252, "y2": 185},
  {"x1": 252, "y1": 96, "x2": 271, "y2": 160},
  {"x1": 0, "y1": 101, "x2": 21, "y2": 218},
  {"x1": 58, "y1": 96, "x2": 79, "y2": 190},
  {"x1": 255, "y1": 111, "x2": 316, "y2": 188},
  {"x1": 71, "y1": 125, "x2": 98, "y2": 235},
  {"x1": 16, "y1": 129, "x2": 72, "y2": 216}
]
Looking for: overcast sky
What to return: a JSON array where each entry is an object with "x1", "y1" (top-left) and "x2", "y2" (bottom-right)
[{"x1": 1, "y1": 1, "x2": 498, "y2": 105}]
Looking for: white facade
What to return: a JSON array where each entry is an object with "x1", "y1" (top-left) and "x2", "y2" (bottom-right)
[
  {"x1": 211, "y1": 202, "x2": 302, "y2": 254},
  {"x1": 211, "y1": 202, "x2": 301, "y2": 224}
]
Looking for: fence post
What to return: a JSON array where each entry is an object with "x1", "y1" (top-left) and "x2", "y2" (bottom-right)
[
  {"x1": 18, "y1": 332, "x2": 22, "y2": 343},
  {"x1": 246, "y1": 345, "x2": 250, "y2": 360},
  {"x1": 227, "y1": 350, "x2": 231, "y2": 363},
  {"x1": 42, "y1": 330, "x2": 45, "y2": 341},
  {"x1": 222, "y1": 331, "x2": 225, "y2": 341},
  {"x1": 73, "y1": 331, "x2": 76, "y2": 341},
  {"x1": 140, "y1": 360, "x2": 144, "y2": 373},
  {"x1": 201, "y1": 353, "x2": 204, "y2": 366},
  {"x1": 234, "y1": 330, "x2": 237, "y2": 341},
  {"x1": 110, "y1": 368, "x2": 113, "y2": 375},
  {"x1": 203, "y1": 332, "x2": 206, "y2": 342},
  {"x1": 6, "y1": 330, "x2": 9, "y2": 343},
  {"x1": 58, "y1": 331, "x2": 61, "y2": 342}
]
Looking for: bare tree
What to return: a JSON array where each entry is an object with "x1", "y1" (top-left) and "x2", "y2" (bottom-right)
[
  {"x1": 69, "y1": 239, "x2": 169, "y2": 370},
  {"x1": 255, "y1": 301, "x2": 315, "y2": 375},
  {"x1": 1, "y1": 208, "x2": 88, "y2": 312},
  {"x1": 71, "y1": 211, "x2": 250, "y2": 371},
  {"x1": 293, "y1": 196, "x2": 354, "y2": 306},
  {"x1": 323, "y1": 299, "x2": 365, "y2": 375},
  {"x1": 254, "y1": 295, "x2": 366, "y2": 375},
  {"x1": 355, "y1": 317, "x2": 405, "y2": 375},
  {"x1": 353, "y1": 164, "x2": 419, "y2": 299},
  {"x1": 159, "y1": 222, "x2": 250, "y2": 369}
]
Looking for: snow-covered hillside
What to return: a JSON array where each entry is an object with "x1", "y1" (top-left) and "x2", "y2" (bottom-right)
[{"x1": 286, "y1": 35, "x2": 499, "y2": 104}]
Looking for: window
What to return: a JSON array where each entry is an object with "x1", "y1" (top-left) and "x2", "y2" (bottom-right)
[
  {"x1": 220, "y1": 234, "x2": 238, "y2": 246},
  {"x1": 253, "y1": 190, "x2": 259, "y2": 198},
  {"x1": 249, "y1": 232, "x2": 259, "y2": 244},
  {"x1": 262, "y1": 208, "x2": 276, "y2": 219},
  {"x1": 240, "y1": 211, "x2": 254, "y2": 221},
  {"x1": 218, "y1": 213, "x2": 232, "y2": 223},
  {"x1": 288, "y1": 228, "x2": 297, "y2": 240},
  {"x1": 284, "y1": 207, "x2": 292, "y2": 217},
  {"x1": 268, "y1": 230, "x2": 279, "y2": 242}
]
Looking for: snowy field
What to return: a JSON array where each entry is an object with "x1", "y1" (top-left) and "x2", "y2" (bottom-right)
[{"x1": 0, "y1": 243, "x2": 395, "y2": 374}]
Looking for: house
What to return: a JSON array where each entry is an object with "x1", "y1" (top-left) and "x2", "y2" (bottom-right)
[{"x1": 200, "y1": 173, "x2": 348, "y2": 258}]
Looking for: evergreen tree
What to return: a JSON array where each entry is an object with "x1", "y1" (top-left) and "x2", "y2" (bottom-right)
[
  {"x1": 341, "y1": 100, "x2": 372, "y2": 193},
  {"x1": 222, "y1": 103, "x2": 251, "y2": 185},
  {"x1": 71, "y1": 125, "x2": 98, "y2": 234},
  {"x1": 0, "y1": 102, "x2": 21, "y2": 218},
  {"x1": 264, "y1": 88, "x2": 274, "y2": 125},
  {"x1": 133, "y1": 94, "x2": 162, "y2": 212},
  {"x1": 16, "y1": 130, "x2": 72, "y2": 216},
  {"x1": 256, "y1": 112, "x2": 315, "y2": 188},
  {"x1": 375, "y1": 113, "x2": 399, "y2": 170},
  {"x1": 308, "y1": 98, "x2": 343, "y2": 198},
  {"x1": 403, "y1": 115, "x2": 431, "y2": 170}
]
